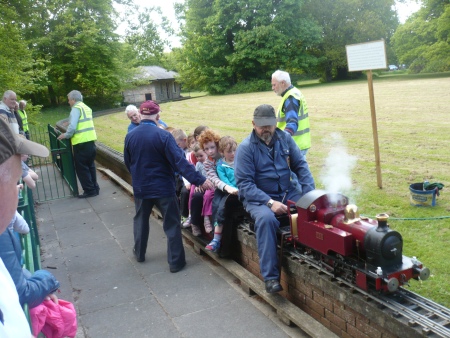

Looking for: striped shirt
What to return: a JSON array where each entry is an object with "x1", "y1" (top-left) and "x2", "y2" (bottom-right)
[{"x1": 204, "y1": 156, "x2": 227, "y2": 191}]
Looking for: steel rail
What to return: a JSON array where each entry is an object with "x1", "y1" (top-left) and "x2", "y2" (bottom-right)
[{"x1": 378, "y1": 290, "x2": 450, "y2": 337}]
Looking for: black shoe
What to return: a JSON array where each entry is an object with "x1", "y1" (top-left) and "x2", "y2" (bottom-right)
[
  {"x1": 78, "y1": 191, "x2": 99, "y2": 198},
  {"x1": 133, "y1": 248, "x2": 145, "y2": 262},
  {"x1": 169, "y1": 261, "x2": 186, "y2": 273},
  {"x1": 265, "y1": 280, "x2": 283, "y2": 294}
]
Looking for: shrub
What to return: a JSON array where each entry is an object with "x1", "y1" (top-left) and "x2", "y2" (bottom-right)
[{"x1": 223, "y1": 80, "x2": 270, "y2": 95}]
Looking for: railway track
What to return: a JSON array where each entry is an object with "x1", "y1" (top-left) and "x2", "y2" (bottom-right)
[
  {"x1": 378, "y1": 289, "x2": 450, "y2": 337},
  {"x1": 238, "y1": 222, "x2": 450, "y2": 337}
]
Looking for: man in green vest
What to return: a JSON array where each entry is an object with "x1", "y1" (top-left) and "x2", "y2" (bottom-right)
[
  {"x1": 18, "y1": 100, "x2": 29, "y2": 139},
  {"x1": 271, "y1": 70, "x2": 311, "y2": 156},
  {"x1": 57, "y1": 90, "x2": 99, "y2": 198}
]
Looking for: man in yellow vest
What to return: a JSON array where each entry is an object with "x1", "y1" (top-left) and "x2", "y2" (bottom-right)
[
  {"x1": 18, "y1": 100, "x2": 30, "y2": 139},
  {"x1": 57, "y1": 90, "x2": 99, "y2": 198},
  {"x1": 271, "y1": 70, "x2": 311, "y2": 156}
]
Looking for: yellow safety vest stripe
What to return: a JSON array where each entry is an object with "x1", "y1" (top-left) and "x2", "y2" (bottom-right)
[
  {"x1": 276, "y1": 87, "x2": 311, "y2": 150},
  {"x1": 71, "y1": 102, "x2": 97, "y2": 145},
  {"x1": 18, "y1": 110, "x2": 29, "y2": 132}
]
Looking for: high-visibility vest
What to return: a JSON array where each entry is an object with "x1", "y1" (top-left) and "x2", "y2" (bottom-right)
[
  {"x1": 71, "y1": 102, "x2": 97, "y2": 145},
  {"x1": 276, "y1": 87, "x2": 311, "y2": 150},
  {"x1": 18, "y1": 109, "x2": 28, "y2": 132}
]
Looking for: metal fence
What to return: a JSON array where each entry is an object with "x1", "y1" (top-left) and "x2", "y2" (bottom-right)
[
  {"x1": 29, "y1": 125, "x2": 78, "y2": 201},
  {"x1": 17, "y1": 184, "x2": 41, "y2": 327}
]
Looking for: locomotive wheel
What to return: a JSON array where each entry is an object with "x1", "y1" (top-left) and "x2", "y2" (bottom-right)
[
  {"x1": 387, "y1": 277, "x2": 399, "y2": 292},
  {"x1": 420, "y1": 267, "x2": 431, "y2": 281}
]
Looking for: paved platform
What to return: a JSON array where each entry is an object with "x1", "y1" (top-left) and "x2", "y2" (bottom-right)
[{"x1": 36, "y1": 172, "x2": 310, "y2": 338}]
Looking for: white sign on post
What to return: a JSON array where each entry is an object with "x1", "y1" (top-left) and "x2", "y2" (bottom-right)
[
  {"x1": 346, "y1": 40, "x2": 387, "y2": 72},
  {"x1": 345, "y1": 39, "x2": 386, "y2": 188}
]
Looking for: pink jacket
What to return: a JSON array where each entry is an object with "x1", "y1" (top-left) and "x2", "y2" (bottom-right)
[{"x1": 29, "y1": 299, "x2": 77, "y2": 338}]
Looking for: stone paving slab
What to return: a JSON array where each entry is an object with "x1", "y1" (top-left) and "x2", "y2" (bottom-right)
[
  {"x1": 62, "y1": 239, "x2": 131, "y2": 274},
  {"x1": 52, "y1": 208, "x2": 102, "y2": 230},
  {"x1": 145, "y1": 260, "x2": 241, "y2": 318},
  {"x1": 174, "y1": 298, "x2": 291, "y2": 338},
  {"x1": 80, "y1": 296, "x2": 181, "y2": 338},
  {"x1": 70, "y1": 263, "x2": 151, "y2": 315},
  {"x1": 97, "y1": 206, "x2": 135, "y2": 229},
  {"x1": 56, "y1": 220, "x2": 110, "y2": 249}
]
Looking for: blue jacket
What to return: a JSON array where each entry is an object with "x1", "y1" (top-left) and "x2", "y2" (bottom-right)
[
  {"x1": 0, "y1": 229, "x2": 60, "y2": 309},
  {"x1": 216, "y1": 159, "x2": 237, "y2": 189},
  {"x1": 235, "y1": 128, "x2": 315, "y2": 206},
  {"x1": 128, "y1": 122, "x2": 139, "y2": 133},
  {"x1": 128, "y1": 119, "x2": 168, "y2": 133},
  {"x1": 124, "y1": 120, "x2": 206, "y2": 199}
]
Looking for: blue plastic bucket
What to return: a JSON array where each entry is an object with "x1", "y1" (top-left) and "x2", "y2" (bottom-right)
[{"x1": 409, "y1": 183, "x2": 437, "y2": 207}]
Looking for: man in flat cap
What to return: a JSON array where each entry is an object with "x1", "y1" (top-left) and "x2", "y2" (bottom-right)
[
  {"x1": 235, "y1": 104, "x2": 315, "y2": 293},
  {"x1": 0, "y1": 119, "x2": 49, "y2": 337},
  {"x1": 57, "y1": 90, "x2": 99, "y2": 198},
  {"x1": 124, "y1": 100, "x2": 213, "y2": 272}
]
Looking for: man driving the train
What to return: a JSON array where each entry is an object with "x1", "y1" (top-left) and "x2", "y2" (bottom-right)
[{"x1": 235, "y1": 104, "x2": 315, "y2": 293}]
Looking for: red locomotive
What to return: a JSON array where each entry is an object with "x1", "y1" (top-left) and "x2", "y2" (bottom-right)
[{"x1": 286, "y1": 190, "x2": 430, "y2": 292}]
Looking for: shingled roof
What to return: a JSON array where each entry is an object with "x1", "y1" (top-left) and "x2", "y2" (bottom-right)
[{"x1": 135, "y1": 66, "x2": 178, "y2": 81}]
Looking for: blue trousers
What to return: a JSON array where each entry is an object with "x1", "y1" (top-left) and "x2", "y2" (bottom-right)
[
  {"x1": 245, "y1": 189, "x2": 301, "y2": 281},
  {"x1": 133, "y1": 195, "x2": 185, "y2": 269}
]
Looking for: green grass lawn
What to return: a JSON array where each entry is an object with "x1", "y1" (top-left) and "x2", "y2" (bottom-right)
[
  {"x1": 32, "y1": 106, "x2": 72, "y2": 128},
  {"x1": 36, "y1": 75, "x2": 450, "y2": 307}
]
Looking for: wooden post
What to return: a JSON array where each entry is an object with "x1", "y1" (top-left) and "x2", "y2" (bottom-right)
[{"x1": 367, "y1": 70, "x2": 382, "y2": 189}]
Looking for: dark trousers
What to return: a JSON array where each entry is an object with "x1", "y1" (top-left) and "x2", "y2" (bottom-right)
[
  {"x1": 190, "y1": 191, "x2": 205, "y2": 228},
  {"x1": 179, "y1": 185, "x2": 190, "y2": 218},
  {"x1": 245, "y1": 189, "x2": 301, "y2": 281},
  {"x1": 213, "y1": 189, "x2": 227, "y2": 224},
  {"x1": 215, "y1": 193, "x2": 241, "y2": 258},
  {"x1": 73, "y1": 141, "x2": 98, "y2": 194},
  {"x1": 133, "y1": 195, "x2": 186, "y2": 269}
]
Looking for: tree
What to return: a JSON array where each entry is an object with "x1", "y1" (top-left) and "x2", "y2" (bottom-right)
[
  {"x1": 0, "y1": 2, "x2": 46, "y2": 94},
  {"x1": 123, "y1": 6, "x2": 174, "y2": 67},
  {"x1": 302, "y1": 0, "x2": 399, "y2": 81},
  {"x1": 178, "y1": 0, "x2": 322, "y2": 93},
  {"x1": 391, "y1": 0, "x2": 450, "y2": 73},
  {"x1": 25, "y1": 0, "x2": 126, "y2": 107},
  {"x1": 2, "y1": 0, "x2": 178, "y2": 107}
]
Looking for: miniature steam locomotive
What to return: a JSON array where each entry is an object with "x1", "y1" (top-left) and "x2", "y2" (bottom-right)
[{"x1": 286, "y1": 190, "x2": 430, "y2": 292}]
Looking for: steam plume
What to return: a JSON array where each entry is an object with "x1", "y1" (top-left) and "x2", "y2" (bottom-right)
[{"x1": 320, "y1": 133, "x2": 358, "y2": 202}]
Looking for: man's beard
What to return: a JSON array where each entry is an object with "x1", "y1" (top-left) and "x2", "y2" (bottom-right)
[{"x1": 259, "y1": 131, "x2": 273, "y2": 144}]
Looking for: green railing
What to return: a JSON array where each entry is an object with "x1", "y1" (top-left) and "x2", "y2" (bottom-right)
[
  {"x1": 17, "y1": 186, "x2": 41, "y2": 272},
  {"x1": 29, "y1": 125, "x2": 78, "y2": 201},
  {"x1": 17, "y1": 184, "x2": 42, "y2": 331},
  {"x1": 47, "y1": 124, "x2": 79, "y2": 196}
]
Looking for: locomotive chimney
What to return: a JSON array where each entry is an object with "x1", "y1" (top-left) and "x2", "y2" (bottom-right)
[{"x1": 376, "y1": 213, "x2": 389, "y2": 232}]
